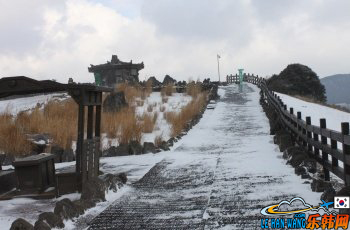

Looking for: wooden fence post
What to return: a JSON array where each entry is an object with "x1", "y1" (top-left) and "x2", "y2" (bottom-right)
[
  {"x1": 306, "y1": 117, "x2": 312, "y2": 152},
  {"x1": 320, "y1": 118, "x2": 330, "y2": 181},
  {"x1": 341, "y1": 122, "x2": 350, "y2": 185}
]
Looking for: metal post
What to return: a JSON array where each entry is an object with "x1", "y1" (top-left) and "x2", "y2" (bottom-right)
[{"x1": 217, "y1": 54, "x2": 221, "y2": 82}]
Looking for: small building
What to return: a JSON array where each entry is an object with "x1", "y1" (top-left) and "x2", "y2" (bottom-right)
[{"x1": 88, "y1": 55, "x2": 144, "y2": 87}]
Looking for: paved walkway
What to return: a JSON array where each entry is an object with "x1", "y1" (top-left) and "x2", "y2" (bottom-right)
[{"x1": 89, "y1": 84, "x2": 320, "y2": 229}]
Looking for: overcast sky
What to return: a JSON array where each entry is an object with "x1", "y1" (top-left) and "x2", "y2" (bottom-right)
[{"x1": 1, "y1": 0, "x2": 349, "y2": 83}]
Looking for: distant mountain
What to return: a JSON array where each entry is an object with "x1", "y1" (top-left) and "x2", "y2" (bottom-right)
[{"x1": 321, "y1": 74, "x2": 350, "y2": 104}]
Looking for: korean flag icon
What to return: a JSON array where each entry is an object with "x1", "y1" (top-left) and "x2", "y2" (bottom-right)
[{"x1": 334, "y1": 196, "x2": 350, "y2": 209}]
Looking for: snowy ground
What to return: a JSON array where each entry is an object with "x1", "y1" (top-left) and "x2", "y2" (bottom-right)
[
  {"x1": 276, "y1": 92, "x2": 350, "y2": 132},
  {"x1": 1, "y1": 85, "x2": 332, "y2": 229},
  {"x1": 88, "y1": 84, "x2": 324, "y2": 229},
  {"x1": 134, "y1": 92, "x2": 192, "y2": 143},
  {"x1": 0, "y1": 93, "x2": 68, "y2": 115}
]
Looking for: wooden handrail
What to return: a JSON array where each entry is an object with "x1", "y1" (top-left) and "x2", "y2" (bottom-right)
[{"x1": 230, "y1": 75, "x2": 350, "y2": 184}]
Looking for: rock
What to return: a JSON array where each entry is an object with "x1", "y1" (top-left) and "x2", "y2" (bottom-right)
[
  {"x1": 295, "y1": 166, "x2": 306, "y2": 176},
  {"x1": 129, "y1": 141, "x2": 143, "y2": 155},
  {"x1": 321, "y1": 186, "x2": 336, "y2": 203},
  {"x1": 167, "y1": 138, "x2": 176, "y2": 147},
  {"x1": 81, "y1": 177, "x2": 106, "y2": 203},
  {"x1": 103, "y1": 145, "x2": 129, "y2": 157},
  {"x1": 101, "y1": 173, "x2": 126, "y2": 192},
  {"x1": 118, "y1": 172, "x2": 128, "y2": 184},
  {"x1": 301, "y1": 158, "x2": 317, "y2": 174},
  {"x1": 146, "y1": 76, "x2": 161, "y2": 87},
  {"x1": 73, "y1": 199, "x2": 95, "y2": 211},
  {"x1": 163, "y1": 75, "x2": 176, "y2": 85},
  {"x1": 311, "y1": 178, "x2": 332, "y2": 192},
  {"x1": 34, "y1": 220, "x2": 51, "y2": 230},
  {"x1": 103, "y1": 92, "x2": 128, "y2": 113},
  {"x1": 10, "y1": 218, "x2": 34, "y2": 230},
  {"x1": 38, "y1": 212, "x2": 64, "y2": 229},
  {"x1": 288, "y1": 154, "x2": 307, "y2": 167},
  {"x1": 143, "y1": 142, "x2": 156, "y2": 154},
  {"x1": 278, "y1": 134, "x2": 293, "y2": 152},
  {"x1": 51, "y1": 145, "x2": 64, "y2": 163},
  {"x1": 159, "y1": 141, "x2": 170, "y2": 151},
  {"x1": 61, "y1": 149, "x2": 75, "y2": 162},
  {"x1": 54, "y1": 198, "x2": 81, "y2": 220}
]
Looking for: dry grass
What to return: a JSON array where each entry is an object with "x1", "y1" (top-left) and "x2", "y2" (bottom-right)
[
  {"x1": 102, "y1": 107, "x2": 143, "y2": 144},
  {"x1": 140, "y1": 113, "x2": 155, "y2": 133},
  {"x1": 161, "y1": 84, "x2": 175, "y2": 97},
  {"x1": 116, "y1": 83, "x2": 150, "y2": 104},
  {"x1": 154, "y1": 133, "x2": 164, "y2": 147},
  {"x1": 0, "y1": 112, "x2": 32, "y2": 156},
  {"x1": 186, "y1": 81, "x2": 202, "y2": 97},
  {"x1": 166, "y1": 92, "x2": 208, "y2": 137}
]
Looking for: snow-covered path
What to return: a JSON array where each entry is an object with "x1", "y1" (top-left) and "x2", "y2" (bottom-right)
[{"x1": 89, "y1": 84, "x2": 321, "y2": 229}]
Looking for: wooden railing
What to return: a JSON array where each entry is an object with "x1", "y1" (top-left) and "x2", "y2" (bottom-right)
[{"x1": 229, "y1": 74, "x2": 350, "y2": 185}]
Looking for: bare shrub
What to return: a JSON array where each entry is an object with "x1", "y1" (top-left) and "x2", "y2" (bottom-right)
[
  {"x1": 154, "y1": 134, "x2": 164, "y2": 147},
  {"x1": 153, "y1": 112, "x2": 158, "y2": 123},
  {"x1": 0, "y1": 112, "x2": 31, "y2": 156},
  {"x1": 147, "y1": 104, "x2": 153, "y2": 112},
  {"x1": 186, "y1": 81, "x2": 202, "y2": 97},
  {"x1": 141, "y1": 113, "x2": 155, "y2": 133},
  {"x1": 166, "y1": 92, "x2": 208, "y2": 137},
  {"x1": 162, "y1": 97, "x2": 168, "y2": 104},
  {"x1": 161, "y1": 84, "x2": 175, "y2": 97}
]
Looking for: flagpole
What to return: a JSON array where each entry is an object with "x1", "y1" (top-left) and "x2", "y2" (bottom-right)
[{"x1": 217, "y1": 55, "x2": 221, "y2": 82}]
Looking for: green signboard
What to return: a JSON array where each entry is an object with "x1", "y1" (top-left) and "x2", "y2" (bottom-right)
[
  {"x1": 94, "y1": 72, "x2": 102, "y2": 86},
  {"x1": 238, "y1": 69, "x2": 244, "y2": 85}
]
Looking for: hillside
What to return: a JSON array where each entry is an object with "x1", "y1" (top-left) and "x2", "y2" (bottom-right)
[
  {"x1": 321, "y1": 74, "x2": 350, "y2": 104},
  {"x1": 275, "y1": 92, "x2": 350, "y2": 132}
]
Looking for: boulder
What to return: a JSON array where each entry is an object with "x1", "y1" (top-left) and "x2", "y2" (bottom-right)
[
  {"x1": 81, "y1": 177, "x2": 106, "y2": 203},
  {"x1": 311, "y1": 178, "x2": 332, "y2": 193},
  {"x1": 38, "y1": 212, "x2": 64, "y2": 229},
  {"x1": 129, "y1": 141, "x2": 143, "y2": 155},
  {"x1": 295, "y1": 166, "x2": 306, "y2": 176},
  {"x1": 103, "y1": 144, "x2": 129, "y2": 157},
  {"x1": 163, "y1": 75, "x2": 176, "y2": 85},
  {"x1": 54, "y1": 198, "x2": 81, "y2": 220},
  {"x1": 288, "y1": 153, "x2": 307, "y2": 167},
  {"x1": 73, "y1": 199, "x2": 95, "y2": 211},
  {"x1": 10, "y1": 218, "x2": 34, "y2": 230},
  {"x1": 301, "y1": 158, "x2": 317, "y2": 173},
  {"x1": 278, "y1": 134, "x2": 293, "y2": 152},
  {"x1": 103, "y1": 92, "x2": 128, "y2": 113},
  {"x1": 167, "y1": 138, "x2": 176, "y2": 147},
  {"x1": 321, "y1": 186, "x2": 336, "y2": 203},
  {"x1": 28, "y1": 134, "x2": 50, "y2": 155},
  {"x1": 101, "y1": 173, "x2": 127, "y2": 192},
  {"x1": 143, "y1": 142, "x2": 156, "y2": 154},
  {"x1": 159, "y1": 141, "x2": 170, "y2": 151},
  {"x1": 34, "y1": 220, "x2": 51, "y2": 230}
]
